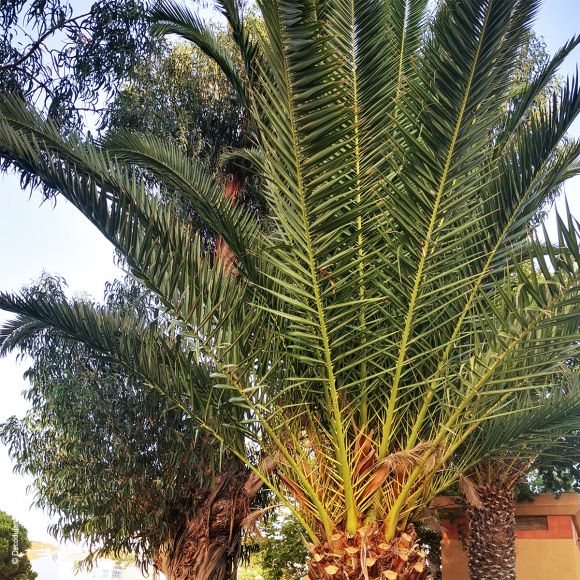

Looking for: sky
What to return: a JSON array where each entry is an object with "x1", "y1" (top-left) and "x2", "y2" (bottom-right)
[{"x1": 0, "y1": 0, "x2": 579, "y2": 547}]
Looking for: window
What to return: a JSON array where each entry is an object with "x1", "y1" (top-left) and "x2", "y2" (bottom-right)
[{"x1": 516, "y1": 516, "x2": 548, "y2": 531}]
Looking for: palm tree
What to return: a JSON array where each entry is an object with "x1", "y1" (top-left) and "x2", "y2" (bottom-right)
[
  {"x1": 1, "y1": 1, "x2": 580, "y2": 578},
  {"x1": 458, "y1": 369, "x2": 580, "y2": 580},
  {"x1": 442, "y1": 25, "x2": 580, "y2": 579}
]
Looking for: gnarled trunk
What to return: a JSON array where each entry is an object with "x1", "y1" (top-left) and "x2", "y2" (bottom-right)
[
  {"x1": 466, "y1": 483, "x2": 516, "y2": 580},
  {"x1": 155, "y1": 461, "x2": 268, "y2": 580},
  {"x1": 156, "y1": 491, "x2": 242, "y2": 580},
  {"x1": 307, "y1": 522, "x2": 431, "y2": 579}
]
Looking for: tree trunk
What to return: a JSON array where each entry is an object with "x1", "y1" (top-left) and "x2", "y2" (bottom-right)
[
  {"x1": 466, "y1": 483, "x2": 516, "y2": 580},
  {"x1": 215, "y1": 175, "x2": 242, "y2": 272},
  {"x1": 155, "y1": 461, "x2": 267, "y2": 580},
  {"x1": 306, "y1": 522, "x2": 431, "y2": 579},
  {"x1": 157, "y1": 496, "x2": 241, "y2": 580}
]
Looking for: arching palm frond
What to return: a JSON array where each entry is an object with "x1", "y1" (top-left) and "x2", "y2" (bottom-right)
[
  {"x1": 503, "y1": 33, "x2": 580, "y2": 136},
  {"x1": 0, "y1": 97, "x2": 260, "y2": 269},
  {"x1": 150, "y1": 1, "x2": 252, "y2": 108},
  {"x1": 457, "y1": 371, "x2": 580, "y2": 473},
  {"x1": 0, "y1": 290, "x2": 252, "y2": 449}
]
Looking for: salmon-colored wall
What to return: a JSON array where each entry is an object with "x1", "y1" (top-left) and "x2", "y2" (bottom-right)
[
  {"x1": 441, "y1": 537, "x2": 580, "y2": 580},
  {"x1": 442, "y1": 540, "x2": 580, "y2": 580},
  {"x1": 435, "y1": 494, "x2": 580, "y2": 580},
  {"x1": 517, "y1": 540, "x2": 580, "y2": 580}
]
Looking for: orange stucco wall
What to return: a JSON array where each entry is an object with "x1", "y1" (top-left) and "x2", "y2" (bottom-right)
[
  {"x1": 435, "y1": 494, "x2": 580, "y2": 580},
  {"x1": 441, "y1": 537, "x2": 580, "y2": 580}
]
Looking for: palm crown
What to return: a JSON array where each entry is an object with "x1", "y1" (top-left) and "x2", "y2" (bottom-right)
[{"x1": 1, "y1": 0, "x2": 580, "y2": 577}]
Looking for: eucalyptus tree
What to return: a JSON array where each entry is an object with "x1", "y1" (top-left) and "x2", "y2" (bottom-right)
[
  {"x1": 106, "y1": 40, "x2": 245, "y2": 168},
  {"x1": 0, "y1": 0, "x2": 156, "y2": 128},
  {"x1": 0, "y1": 276, "x2": 265, "y2": 579},
  {"x1": 0, "y1": 2, "x2": 580, "y2": 580}
]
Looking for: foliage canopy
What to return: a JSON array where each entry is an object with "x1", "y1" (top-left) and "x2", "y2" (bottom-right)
[
  {"x1": 0, "y1": 0, "x2": 155, "y2": 128},
  {"x1": 0, "y1": 0, "x2": 580, "y2": 577}
]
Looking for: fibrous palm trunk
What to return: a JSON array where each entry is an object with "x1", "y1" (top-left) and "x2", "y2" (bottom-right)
[
  {"x1": 306, "y1": 523, "x2": 431, "y2": 579},
  {"x1": 466, "y1": 483, "x2": 516, "y2": 580},
  {"x1": 215, "y1": 175, "x2": 242, "y2": 271},
  {"x1": 156, "y1": 462, "x2": 267, "y2": 580}
]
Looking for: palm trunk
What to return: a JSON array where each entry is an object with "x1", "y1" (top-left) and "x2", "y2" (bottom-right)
[
  {"x1": 156, "y1": 492, "x2": 242, "y2": 580},
  {"x1": 461, "y1": 460, "x2": 527, "y2": 580},
  {"x1": 155, "y1": 460, "x2": 269, "y2": 580},
  {"x1": 306, "y1": 523, "x2": 431, "y2": 579},
  {"x1": 215, "y1": 175, "x2": 242, "y2": 272},
  {"x1": 465, "y1": 482, "x2": 516, "y2": 580}
]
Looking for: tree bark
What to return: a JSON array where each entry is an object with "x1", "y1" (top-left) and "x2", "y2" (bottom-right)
[
  {"x1": 306, "y1": 522, "x2": 431, "y2": 579},
  {"x1": 155, "y1": 462, "x2": 266, "y2": 580},
  {"x1": 466, "y1": 484, "x2": 516, "y2": 580}
]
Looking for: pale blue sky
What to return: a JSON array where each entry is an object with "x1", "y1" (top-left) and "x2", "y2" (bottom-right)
[{"x1": 0, "y1": 0, "x2": 579, "y2": 545}]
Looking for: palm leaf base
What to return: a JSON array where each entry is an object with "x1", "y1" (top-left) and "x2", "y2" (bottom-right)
[
  {"x1": 307, "y1": 523, "x2": 430, "y2": 579},
  {"x1": 466, "y1": 484, "x2": 516, "y2": 580}
]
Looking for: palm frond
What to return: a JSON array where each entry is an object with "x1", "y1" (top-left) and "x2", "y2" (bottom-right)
[
  {"x1": 150, "y1": 0, "x2": 250, "y2": 106},
  {"x1": 102, "y1": 130, "x2": 261, "y2": 275},
  {"x1": 502, "y1": 34, "x2": 580, "y2": 137},
  {"x1": 0, "y1": 291, "x2": 251, "y2": 444}
]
